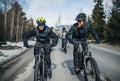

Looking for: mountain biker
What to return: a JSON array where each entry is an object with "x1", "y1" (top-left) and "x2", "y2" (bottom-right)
[
  {"x1": 66, "y1": 13, "x2": 101, "y2": 74},
  {"x1": 22, "y1": 17, "x2": 58, "y2": 77},
  {"x1": 61, "y1": 27, "x2": 67, "y2": 51}
]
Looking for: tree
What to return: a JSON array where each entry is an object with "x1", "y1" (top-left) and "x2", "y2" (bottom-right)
[
  {"x1": 0, "y1": 9, "x2": 5, "y2": 44},
  {"x1": 1, "y1": 0, "x2": 16, "y2": 42},
  {"x1": 92, "y1": 0, "x2": 106, "y2": 40},
  {"x1": 105, "y1": 0, "x2": 120, "y2": 42},
  {"x1": 0, "y1": 0, "x2": 35, "y2": 42},
  {"x1": 87, "y1": 16, "x2": 94, "y2": 39}
]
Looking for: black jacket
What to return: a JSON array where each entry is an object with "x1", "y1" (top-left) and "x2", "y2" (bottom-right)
[
  {"x1": 22, "y1": 25, "x2": 58, "y2": 47},
  {"x1": 66, "y1": 22, "x2": 101, "y2": 43}
]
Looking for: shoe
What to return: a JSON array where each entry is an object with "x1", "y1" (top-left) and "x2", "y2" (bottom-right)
[
  {"x1": 74, "y1": 66, "x2": 80, "y2": 74},
  {"x1": 48, "y1": 68, "x2": 52, "y2": 79}
]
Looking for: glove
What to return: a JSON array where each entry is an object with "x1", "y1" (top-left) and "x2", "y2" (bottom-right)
[
  {"x1": 72, "y1": 40, "x2": 78, "y2": 45},
  {"x1": 50, "y1": 44, "x2": 55, "y2": 47},
  {"x1": 35, "y1": 55, "x2": 39, "y2": 60},
  {"x1": 71, "y1": 38, "x2": 78, "y2": 44},
  {"x1": 69, "y1": 40, "x2": 73, "y2": 44},
  {"x1": 96, "y1": 40, "x2": 101, "y2": 44},
  {"x1": 24, "y1": 44, "x2": 31, "y2": 48}
]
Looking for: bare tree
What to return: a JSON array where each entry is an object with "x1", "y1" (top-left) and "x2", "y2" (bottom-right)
[
  {"x1": 10, "y1": 10, "x2": 15, "y2": 41},
  {"x1": 1, "y1": 0, "x2": 16, "y2": 41}
]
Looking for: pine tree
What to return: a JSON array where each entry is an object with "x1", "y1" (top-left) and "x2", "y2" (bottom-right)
[
  {"x1": 92, "y1": 0, "x2": 106, "y2": 40},
  {"x1": 105, "y1": 0, "x2": 120, "y2": 42},
  {"x1": 87, "y1": 16, "x2": 94, "y2": 39}
]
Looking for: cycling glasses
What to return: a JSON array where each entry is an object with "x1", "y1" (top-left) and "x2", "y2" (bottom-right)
[{"x1": 77, "y1": 20, "x2": 83, "y2": 22}]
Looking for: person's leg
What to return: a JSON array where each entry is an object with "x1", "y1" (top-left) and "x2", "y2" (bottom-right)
[
  {"x1": 44, "y1": 44, "x2": 52, "y2": 78},
  {"x1": 73, "y1": 43, "x2": 79, "y2": 69},
  {"x1": 44, "y1": 45, "x2": 51, "y2": 69},
  {"x1": 33, "y1": 46, "x2": 40, "y2": 68},
  {"x1": 80, "y1": 43, "x2": 88, "y2": 68}
]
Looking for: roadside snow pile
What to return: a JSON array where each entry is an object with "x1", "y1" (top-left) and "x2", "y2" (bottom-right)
[{"x1": 0, "y1": 41, "x2": 35, "y2": 63}]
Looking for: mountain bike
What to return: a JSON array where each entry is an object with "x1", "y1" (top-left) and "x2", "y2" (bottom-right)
[
  {"x1": 76, "y1": 41, "x2": 100, "y2": 81},
  {"x1": 34, "y1": 44, "x2": 52, "y2": 81}
]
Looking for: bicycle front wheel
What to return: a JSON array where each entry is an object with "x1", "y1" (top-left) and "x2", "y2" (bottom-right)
[
  {"x1": 84, "y1": 57, "x2": 100, "y2": 81},
  {"x1": 34, "y1": 61, "x2": 41, "y2": 81}
]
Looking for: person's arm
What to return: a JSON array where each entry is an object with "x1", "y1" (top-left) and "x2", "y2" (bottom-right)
[
  {"x1": 22, "y1": 28, "x2": 36, "y2": 47},
  {"x1": 66, "y1": 26, "x2": 74, "y2": 43},
  {"x1": 49, "y1": 30, "x2": 58, "y2": 47},
  {"x1": 88, "y1": 24, "x2": 101, "y2": 43}
]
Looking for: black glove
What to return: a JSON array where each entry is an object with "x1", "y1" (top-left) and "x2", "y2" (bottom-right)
[
  {"x1": 24, "y1": 44, "x2": 31, "y2": 48},
  {"x1": 96, "y1": 40, "x2": 101, "y2": 44},
  {"x1": 69, "y1": 40, "x2": 73, "y2": 44},
  {"x1": 35, "y1": 55, "x2": 39, "y2": 60},
  {"x1": 72, "y1": 40, "x2": 78, "y2": 45},
  {"x1": 50, "y1": 44, "x2": 55, "y2": 47},
  {"x1": 71, "y1": 38, "x2": 78, "y2": 44}
]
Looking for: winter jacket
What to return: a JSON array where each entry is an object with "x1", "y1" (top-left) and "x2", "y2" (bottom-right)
[
  {"x1": 66, "y1": 22, "x2": 101, "y2": 43},
  {"x1": 22, "y1": 25, "x2": 58, "y2": 47}
]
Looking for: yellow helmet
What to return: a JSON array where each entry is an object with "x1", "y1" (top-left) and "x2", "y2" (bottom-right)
[
  {"x1": 36, "y1": 17, "x2": 46, "y2": 26},
  {"x1": 36, "y1": 17, "x2": 46, "y2": 23}
]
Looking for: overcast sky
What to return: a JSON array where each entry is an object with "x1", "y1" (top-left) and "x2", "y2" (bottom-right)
[{"x1": 23, "y1": 0, "x2": 112, "y2": 26}]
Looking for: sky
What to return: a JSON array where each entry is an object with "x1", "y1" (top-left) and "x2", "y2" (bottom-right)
[{"x1": 22, "y1": 0, "x2": 112, "y2": 27}]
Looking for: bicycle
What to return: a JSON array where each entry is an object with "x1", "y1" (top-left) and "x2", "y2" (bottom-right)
[
  {"x1": 62, "y1": 38, "x2": 67, "y2": 53},
  {"x1": 34, "y1": 44, "x2": 52, "y2": 81},
  {"x1": 75, "y1": 41, "x2": 100, "y2": 81}
]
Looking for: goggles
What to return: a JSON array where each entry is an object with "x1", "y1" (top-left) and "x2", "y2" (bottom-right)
[{"x1": 77, "y1": 20, "x2": 83, "y2": 22}]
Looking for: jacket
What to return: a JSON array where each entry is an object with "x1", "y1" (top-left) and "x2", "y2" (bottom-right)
[
  {"x1": 22, "y1": 25, "x2": 58, "y2": 47},
  {"x1": 66, "y1": 22, "x2": 101, "y2": 43}
]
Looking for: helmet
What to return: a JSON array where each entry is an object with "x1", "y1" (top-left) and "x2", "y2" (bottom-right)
[
  {"x1": 62, "y1": 27, "x2": 65, "y2": 30},
  {"x1": 75, "y1": 13, "x2": 86, "y2": 21},
  {"x1": 50, "y1": 27, "x2": 54, "y2": 31},
  {"x1": 36, "y1": 17, "x2": 46, "y2": 26}
]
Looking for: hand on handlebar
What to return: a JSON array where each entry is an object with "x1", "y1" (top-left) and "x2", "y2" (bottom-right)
[
  {"x1": 72, "y1": 40, "x2": 79, "y2": 44},
  {"x1": 90, "y1": 40, "x2": 101, "y2": 44},
  {"x1": 24, "y1": 45, "x2": 33, "y2": 48}
]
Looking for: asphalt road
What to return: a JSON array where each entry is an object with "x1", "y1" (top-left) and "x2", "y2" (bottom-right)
[{"x1": 9, "y1": 40, "x2": 120, "y2": 81}]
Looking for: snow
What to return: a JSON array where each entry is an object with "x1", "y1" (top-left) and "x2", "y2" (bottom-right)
[{"x1": 0, "y1": 41, "x2": 35, "y2": 63}]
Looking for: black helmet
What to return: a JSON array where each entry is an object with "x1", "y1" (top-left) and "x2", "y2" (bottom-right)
[
  {"x1": 62, "y1": 27, "x2": 65, "y2": 30},
  {"x1": 75, "y1": 13, "x2": 86, "y2": 21},
  {"x1": 50, "y1": 27, "x2": 54, "y2": 31},
  {"x1": 50, "y1": 27, "x2": 54, "y2": 29}
]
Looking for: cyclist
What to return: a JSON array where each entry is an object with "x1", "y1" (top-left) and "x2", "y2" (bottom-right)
[
  {"x1": 66, "y1": 13, "x2": 101, "y2": 74},
  {"x1": 22, "y1": 17, "x2": 58, "y2": 77},
  {"x1": 61, "y1": 27, "x2": 67, "y2": 51}
]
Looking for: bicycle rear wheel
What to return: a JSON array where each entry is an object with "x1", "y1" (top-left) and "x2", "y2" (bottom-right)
[{"x1": 84, "y1": 57, "x2": 100, "y2": 81}]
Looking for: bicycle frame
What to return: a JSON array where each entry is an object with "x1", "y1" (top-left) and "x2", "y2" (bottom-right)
[{"x1": 78, "y1": 41, "x2": 92, "y2": 58}]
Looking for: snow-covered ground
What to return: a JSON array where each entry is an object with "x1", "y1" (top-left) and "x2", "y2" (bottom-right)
[{"x1": 0, "y1": 41, "x2": 35, "y2": 63}]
